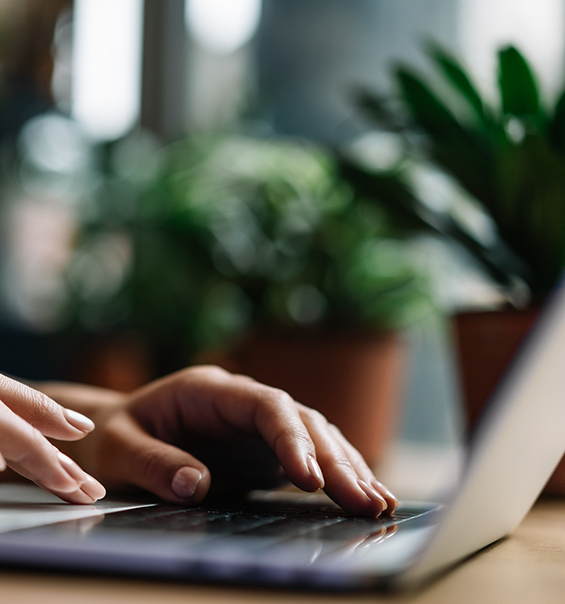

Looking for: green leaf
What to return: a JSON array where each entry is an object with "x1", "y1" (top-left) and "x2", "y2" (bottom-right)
[
  {"x1": 337, "y1": 157, "x2": 431, "y2": 233},
  {"x1": 427, "y1": 42, "x2": 488, "y2": 126},
  {"x1": 338, "y1": 157, "x2": 518, "y2": 288},
  {"x1": 396, "y1": 68, "x2": 495, "y2": 205},
  {"x1": 548, "y1": 90, "x2": 565, "y2": 154},
  {"x1": 493, "y1": 136, "x2": 565, "y2": 291},
  {"x1": 498, "y1": 46, "x2": 542, "y2": 120},
  {"x1": 397, "y1": 68, "x2": 464, "y2": 139}
]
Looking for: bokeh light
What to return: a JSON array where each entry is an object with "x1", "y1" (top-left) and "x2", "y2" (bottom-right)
[{"x1": 186, "y1": 0, "x2": 262, "y2": 55}]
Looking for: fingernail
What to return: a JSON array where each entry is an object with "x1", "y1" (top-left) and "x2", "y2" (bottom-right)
[
  {"x1": 0, "y1": 454, "x2": 6, "y2": 472},
  {"x1": 63, "y1": 409, "x2": 95, "y2": 433},
  {"x1": 306, "y1": 455, "x2": 325, "y2": 489},
  {"x1": 358, "y1": 480, "x2": 387, "y2": 509},
  {"x1": 80, "y1": 474, "x2": 106, "y2": 501},
  {"x1": 171, "y1": 467, "x2": 202, "y2": 499},
  {"x1": 372, "y1": 479, "x2": 399, "y2": 511}
]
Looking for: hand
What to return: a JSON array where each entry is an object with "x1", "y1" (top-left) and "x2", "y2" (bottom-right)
[
  {"x1": 0, "y1": 374, "x2": 106, "y2": 504},
  {"x1": 50, "y1": 366, "x2": 398, "y2": 517}
]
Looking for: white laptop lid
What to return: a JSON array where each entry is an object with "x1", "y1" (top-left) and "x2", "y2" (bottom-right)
[{"x1": 399, "y1": 277, "x2": 565, "y2": 585}]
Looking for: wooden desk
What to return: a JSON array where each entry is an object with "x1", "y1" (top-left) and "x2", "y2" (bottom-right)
[{"x1": 1, "y1": 499, "x2": 565, "y2": 604}]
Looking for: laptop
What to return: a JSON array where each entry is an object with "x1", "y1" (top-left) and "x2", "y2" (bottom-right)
[{"x1": 0, "y1": 278, "x2": 565, "y2": 591}]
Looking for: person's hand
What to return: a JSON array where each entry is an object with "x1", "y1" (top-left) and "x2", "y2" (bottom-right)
[
  {"x1": 51, "y1": 366, "x2": 397, "y2": 517},
  {"x1": 0, "y1": 374, "x2": 106, "y2": 504}
]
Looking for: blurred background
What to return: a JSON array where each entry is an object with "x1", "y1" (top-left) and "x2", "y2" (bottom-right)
[{"x1": 1, "y1": 0, "x2": 564, "y2": 497}]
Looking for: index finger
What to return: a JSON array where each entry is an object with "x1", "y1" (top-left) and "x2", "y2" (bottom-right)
[
  {"x1": 210, "y1": 374, "x2": 326, "y2": 494},
  {"x1": 221, "y1": 378, "x2": 390, "y2": 516},
  {"x1": 0, "y1": 374, "x2": 95, "y2": 440}
]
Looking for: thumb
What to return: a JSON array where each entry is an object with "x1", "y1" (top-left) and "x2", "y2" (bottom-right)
[{"x1": 101, "y1": 412, "x2": 211, "y2": 504}]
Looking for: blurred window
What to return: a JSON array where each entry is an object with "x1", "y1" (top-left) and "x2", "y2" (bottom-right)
[
  {"x1": 460, "y1": 0, "x2": 565, "y2": 98},
  {"x1": 72, "y1": 0, "x2": 143, "y2": 140}
]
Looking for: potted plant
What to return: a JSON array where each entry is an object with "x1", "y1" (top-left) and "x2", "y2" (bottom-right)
[
  {"x1": 339, "y1": 44, "x2": 565, "y2": 487},
  {"x1": 62, "y1": 135, "x2": 429, "y2": 466}
]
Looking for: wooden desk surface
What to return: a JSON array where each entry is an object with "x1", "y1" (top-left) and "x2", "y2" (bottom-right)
[{"x1": 1, "y1": 499, "x2": 565, "y2": 604}]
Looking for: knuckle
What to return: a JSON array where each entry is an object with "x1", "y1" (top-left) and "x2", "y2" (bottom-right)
[
  {"x1": 174, "y1": 365, "x2": 231, "y2": 386},
  {"x1": 232, "y1": 372, "x2": 258, "y2": 384},
  {"x1": 192, "y1": 365, "x2": 231, "y2": 379},
  {"x1": 258, "y1": 390, "x2": 299, "y2": 422},
  {"x1": 302, "y1": 406, "x2": 328, "y2": 426},
  {"x1": 273, "y1": 426, "x2": 311, "y2": 456},
  {"x1": 24, "y1": 391, "x2": 57, "y2": 429},
  {"x1": 328, "y1": 422, "x2": 344, "y2": 438},
  {"x1": 332, "y1": 456, "x2": 355, "y2": 473},
  {"x1": 261, "y1": 387, "x2": 294, "y2": 408},
  {"x1": 246, "y1": 383, "x2": 292, "y2": 412}
]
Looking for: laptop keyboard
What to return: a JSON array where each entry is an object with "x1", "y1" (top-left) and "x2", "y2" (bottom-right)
[
  {"x1": 0, "y1": 498, "x2": 440, "y2": 581},
  {"x1": 89, "y1": 499, "x2": 434, "y2": 544}
]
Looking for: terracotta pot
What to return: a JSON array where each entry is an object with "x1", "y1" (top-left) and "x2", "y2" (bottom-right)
[
  {"x1": 72, "y1": 333, "x2": 153, "y2": 392},
  {"x1": 453, "y1": 306, "x2": 540, "y2": 428},
  {"x1": 204, "y1": 329, "x2": 407, "y2": 467},
  {"x1": 453, "y1": 306, "x2": 565, "y2": 495}
]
